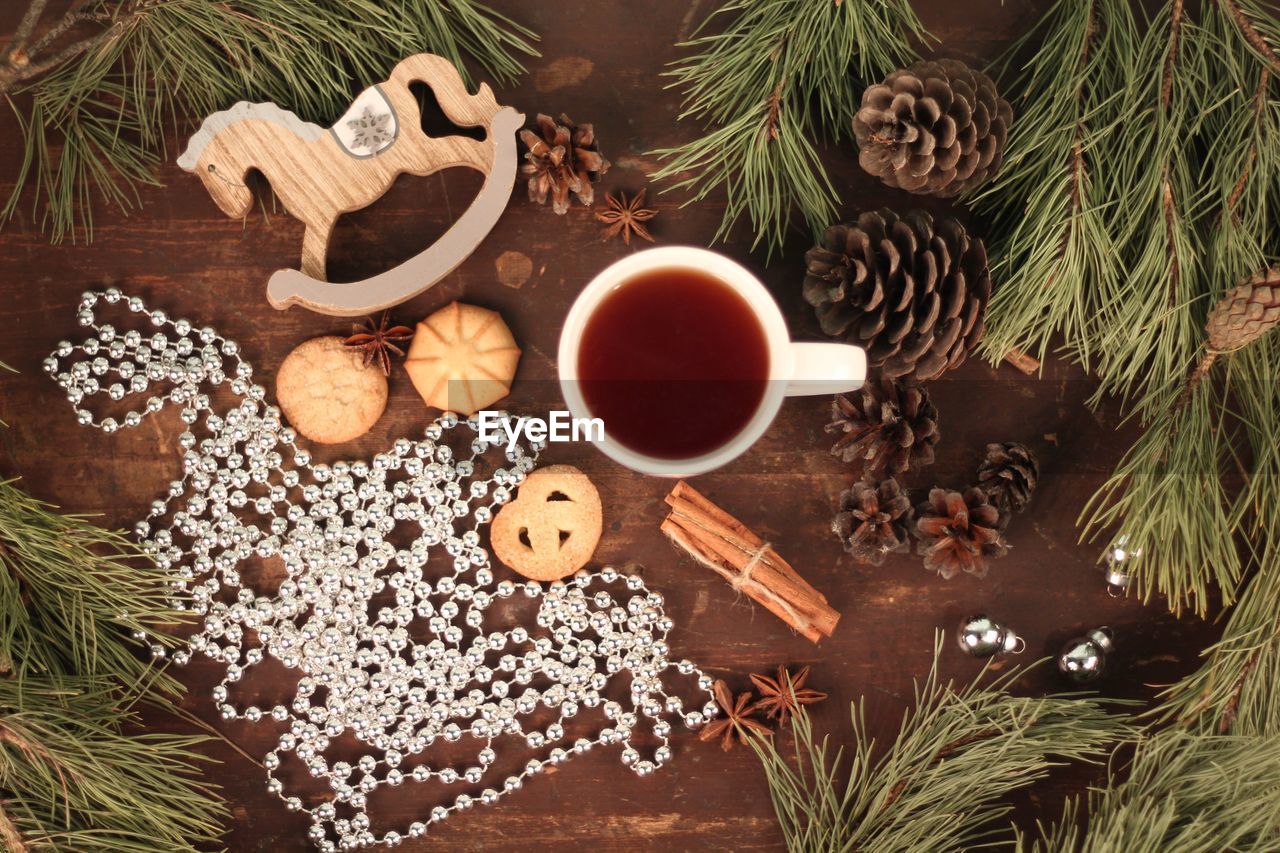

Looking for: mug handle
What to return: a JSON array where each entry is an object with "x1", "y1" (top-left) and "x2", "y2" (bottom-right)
[{"x1": 785, "y1": 342, "x2": 866, "y2": 396}]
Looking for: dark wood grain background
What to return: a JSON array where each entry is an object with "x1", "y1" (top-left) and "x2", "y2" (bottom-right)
[{"x1": 0, "y1": 2, "x2": 1218, "y2": 850}]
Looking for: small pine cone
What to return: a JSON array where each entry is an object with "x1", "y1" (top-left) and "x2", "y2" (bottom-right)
[
  {"x1": 519, "y1": 113, "x2": 610, "y2": 214},
  {"x1": 915, "y1": 487, "x2": 1008, "y2": 579},
  {"x1": 977, "y1": 442, "x2": 1039, "y2": 516},
  {"x1": 833, "y1": 478, "x2": 914, "y2": 566},
  {"x1": 802, "y1": 209, "x2": 991, "y2": 382},
  {"x1": 854, "y1": 59, "x2": 1012, "y2": 197},
  {"x1": 1205, "y1": 268, "x2": 1280, "y2": 354},
  {"x1": 827, "y1": 377, "x2": 940, "y2": 477}
]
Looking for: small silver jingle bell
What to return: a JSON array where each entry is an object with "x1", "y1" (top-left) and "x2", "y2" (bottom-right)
[
  {"x1": 1103, "y1": 566, "x2": 1130, "y2": 597},
  {"x1": 956, "y1": 614, "x2": 1025, "y2": 658},
  {"x1": 1058, "y1": 627, "x2": 1114, "y2": 683},
  {"x1": 1102, "y1": 535, "x2": 1140, "y2": 597}
]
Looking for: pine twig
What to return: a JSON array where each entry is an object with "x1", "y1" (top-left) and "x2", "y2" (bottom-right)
[
  {"x1": 1002, "y1": 348, "x2": 1042, "y2": 375},
  {"x1": 28, "y1": 9, "x2": 110, "y2": 57},
  {"x1": 1219, "y1": 634, "x2": 1271, "y2": 732},
  {"x1": 0, "y1": 0, "x2": 146, "y2": 96},
  {"x1": 1171, "y1": 349, "x2": 1219, "y2": 419},
  {"x1": 975, "y1": 0, "x2": 1120, "y2": 370},
  {"x1": 2, "y1": 29, "x2": 108, "y2": 93},
  {"x1": 0, "y1": 678, "x2": 227, "y2": 851},
  {"x1": 0, "y1": 801, "x2": 27, "y2": 853},
  {"x1": 1218, "y1": 0, "x2": 1280, "y2": 74},
  {"x1": 3, "y1": 0, "x2": 51, "y2": 60},
  {"x1": 1224, "y1": 67, "x2": 1271, "y2": 216},
  {"x1": 0, "y1": 720, "x2": 72, "y2": 828},
  {"x1": 1161, "y1": 0, "x2": 1187, "y2": 109},
  {"x1": 1020, "y1": 730, "x2": 1280, "y2": 851},
  {"x1": 1161, "y1": 180, "x2": 1182, "y2": 307}
]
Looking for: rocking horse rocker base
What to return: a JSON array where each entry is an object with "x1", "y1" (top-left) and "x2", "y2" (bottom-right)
[{"x1": 178, "y1": 54, "x2": 524, "y2": 317}]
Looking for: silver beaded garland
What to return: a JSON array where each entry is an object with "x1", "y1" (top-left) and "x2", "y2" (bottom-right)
[{"x1": 48, "y1": 291, "x2": 718, "y2": 851}]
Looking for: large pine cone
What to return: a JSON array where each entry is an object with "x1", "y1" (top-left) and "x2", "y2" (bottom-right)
[
  {"x1": 854, "y1": 59, "x2": 1011, "y2": 197},
  {"x1": 803, "y1": 209, "x2": 991, "y2": 381},
  {"x1": 1206, "y1": 268, "x2": 1280, "y2": 353},
  {"x1": 827, "y1": 377, "x2": 939, "y2": 476},
  {"x1": 833, "y1": 478, "x2": 914, "y2": 566},
  {"x1": 519, "y1": 113, "x2": 610, "y2": 214},
  {"x1": 915, "y1": 487, "x2": 1008, "y2": 579},
  {"x1": 977, "y1": 442, "x2": 1038, "y2": 517}
]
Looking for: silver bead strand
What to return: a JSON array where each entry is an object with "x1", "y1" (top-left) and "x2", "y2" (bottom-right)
[{"x1": 48, "y1": 291, "x2": 719, "y2": 850}]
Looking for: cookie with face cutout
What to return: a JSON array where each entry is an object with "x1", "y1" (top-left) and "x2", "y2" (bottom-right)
[{"x1": 491, "y1": 465, "x2": 603, "y2": 582}]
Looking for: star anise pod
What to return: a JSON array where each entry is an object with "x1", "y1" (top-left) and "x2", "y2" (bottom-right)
[
  {"x1": 750, "y1": 665, "x2": 827, "y2": 727},
  {"x1": 343, "y1": 311, "x2": 413, "y2": 376},
  {"x1": 597, "y1": 189, "x2": 657, "y2": 245},
  {"x1": 698, "y1": 679, "x2": 772, "y2": 751}
]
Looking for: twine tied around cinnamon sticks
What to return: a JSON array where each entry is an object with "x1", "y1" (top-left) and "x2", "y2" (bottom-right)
[{"x1": 661, "y1": 481, "x2": 839, "y2": 644}]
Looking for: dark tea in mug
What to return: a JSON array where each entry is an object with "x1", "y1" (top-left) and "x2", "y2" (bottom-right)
[{"x1": 575, "y1": 267, "x2": 769, "y2": 460}]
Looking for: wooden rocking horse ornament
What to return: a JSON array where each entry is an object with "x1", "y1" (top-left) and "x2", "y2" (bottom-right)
[{"x1": 177, "y1": 54, "x2": 524, "y2": 317}]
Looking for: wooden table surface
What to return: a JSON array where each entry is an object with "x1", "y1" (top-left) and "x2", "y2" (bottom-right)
[{"x1": 0, "y1": 2, "x2": 1218, "y2": 850}]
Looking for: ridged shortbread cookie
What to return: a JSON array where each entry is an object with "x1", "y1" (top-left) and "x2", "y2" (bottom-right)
[{"x1": 404, "y1": 302, "x2": 520, "y2": 415}]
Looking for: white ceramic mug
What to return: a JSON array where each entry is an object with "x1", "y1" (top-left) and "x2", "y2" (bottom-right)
[{"x1": 558, "y1": 246, "x2": 866, "y2": 477}]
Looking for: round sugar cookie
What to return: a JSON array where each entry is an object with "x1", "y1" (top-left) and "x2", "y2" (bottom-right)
[{"x1": 276, "y1": 336, "x2": 387, "y2": 444}]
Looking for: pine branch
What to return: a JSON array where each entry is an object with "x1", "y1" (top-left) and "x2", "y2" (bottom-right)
[
  {"x1": 1156, "y1": 347, "x2": 1280, "y2": 734},
  {"x1": 983, "y1": 0, "x2": 1280, "y2": 620},
  {"x1": 0, "y1": 677, "x2": 226, "y2": 852},
  {"x1": 1219, "y1": 0, "x2": 1280, "y2": 74},
  {"x1": 974, "y1": 0, "x2": 1127, "y2": 367},
  {"x1": 1089, "y1": 0, "x2": 1206, "y2": 411},
  {"x1": 1160, "y1": 0, "x2": 1187, "y2": 110},
  {"x1": 1080, "y1": 378, "x2": 1240, "y2": 617},
  {"x1": 0, "y1": 478, "x2": 185, "y2": 692},
  {"x1": 1223, "y1": 67, "x2": 1270, "y2": 216},
  {"x1": 649, "y1": 0, "x2": 926, "y2": 257},
  {"x1": 0, "y1": 802, "x2": 28, "y2": 853},
  {"x1": 0, "y1": 473, "x2": 226, "y2": 851},
  {"x1": 746, "y1": 638, "x2": 1131, "y2": 852},
  {"x1": 1017, "y1": 730, "x2": 1280, "y2": 851},
  {"x1": 0, "y1": 0, "x2": 540, "y2": 243}
]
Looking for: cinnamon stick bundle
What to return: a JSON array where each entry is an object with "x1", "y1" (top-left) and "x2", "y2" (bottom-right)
[{"x1": 661, "y1": 480, "x2": 840, "y2": 643}]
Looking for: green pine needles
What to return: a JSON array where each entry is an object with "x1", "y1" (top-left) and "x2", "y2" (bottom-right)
[
  {"x1": 1, "y1": 0, "x2": 539, "y2": 242},
  {"x1": 650, "y1": 0, "x2": 927, "y2": 256},
  {"x1": 977, "y1": 0, "x2": 1280, "y2": 618},
  {"x1": 1018, "y1": 731, "x2": 1280, "y2": 851},
  {"x1": 0, "y1": 479, "x2": 226, "y2": 850},
  {"x1": 750, "y1": 646, "x2": 1280, "y2": 852},
  {"x1": 0, "y1": 479, "x2": 184, "y2": 691},
  {"x1": 748, "y1": 642, "x2": 1130, "y2": 852},
  {"x1": 971, "y1": 0, "x2": 1127, "y2": 370},
  {"x1": 0, "y1": 679, "x2": 224, "y2": 852}
]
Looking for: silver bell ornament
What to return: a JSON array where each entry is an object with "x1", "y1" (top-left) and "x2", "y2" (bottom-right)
[
  {"x1": 956, "y1": 614, "x2": 1025, "y2": 658},
  {"x1": 1102, "y1": 535, "x2": 1140, "y2": 597},
  {"x1": 1057, "y1": 627, "x2": 1114, "y2": 683}
]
